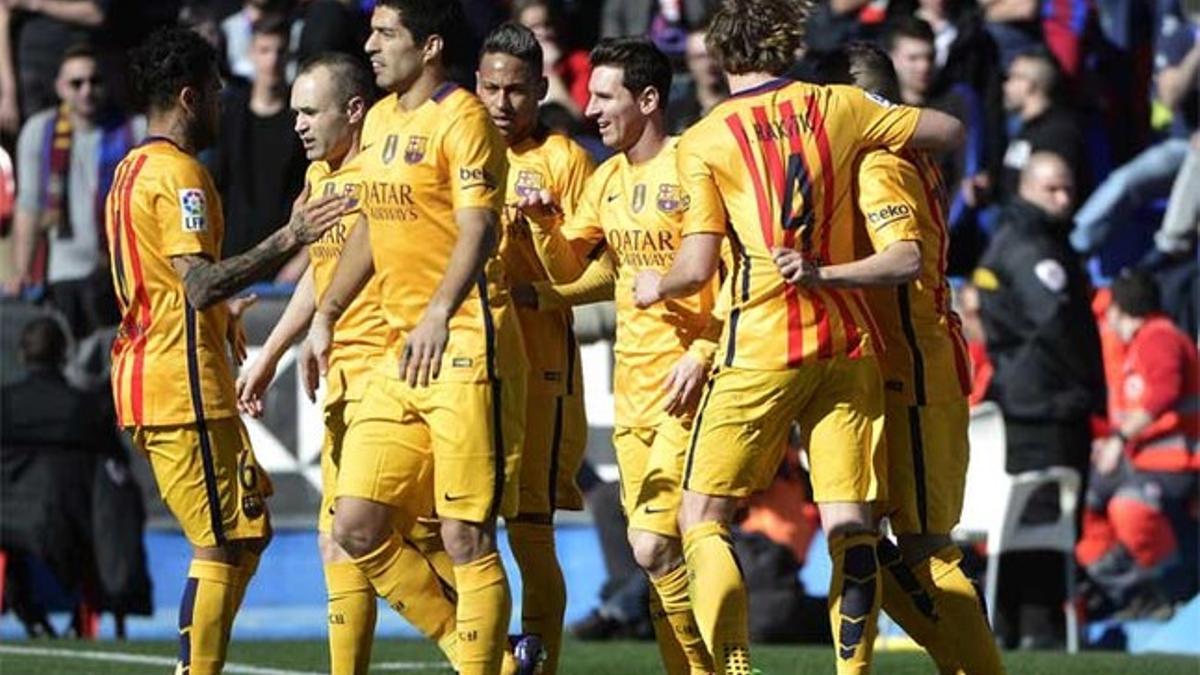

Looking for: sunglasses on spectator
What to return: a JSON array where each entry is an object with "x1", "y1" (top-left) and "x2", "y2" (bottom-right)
[{"x1": 67, "y1": 76, "x2": 103, "y2": 90}]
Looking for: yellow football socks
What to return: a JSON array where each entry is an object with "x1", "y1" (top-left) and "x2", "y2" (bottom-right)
[
  {"x1": 352, "y1": 532, "x2": 459, "y2": 667},
  {"x1": 649, "y1": 586, "x2": 689, "y2": 675},
  {"x1": 651, "y1": 562, "x2": 714, "y2": 674},
  {"x1": 828, "y1": 532, "x2": 882, "y2": 675},
  {"x1": 682, "y1": 522, "x2": 751, "y2": 675},
  {"x1": 324, "y1": 561, "x2": 378, "y2": 675},
  {"x1": 454, "y1": 552, "x2": 512, "y2": 675},
  {"x1": 180, "y1": 559, "x2": 239, "y2": 675},
  {"x1": 508, "y1": 520, "x2": 566, "y2": 673},
  {"x1": 927, "y1": 545, "x2": 1005, "y2": 675}
]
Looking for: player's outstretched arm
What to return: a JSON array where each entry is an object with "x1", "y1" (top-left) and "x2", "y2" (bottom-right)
[
  {"x1": 776, "y1": 240, "x2": 921, "y2": 288},
  {"x1": 635, "y1": 232, "x2": 722, "y2": 308},
  {"x1": 399, "y1": 206, "x2": 498, "y2": 388},
  {"x1": 520, "y1": 189, "x2": 594, "y2": 284},
  {"x1": 236, "y1": 264, "x2": 317, "y2": 417},
  {"x1": 907, "y1": 108, "x2": 966, "y2": 155},
  {"x1": 172, "y1": 191, "x2": 348, "y2": 310},
  {"x1": 309, "y1": 213, "x2": 374, "y2": 374},
  {"x1": 525, "y1": 249, "x2": 617, "y2": 311}
]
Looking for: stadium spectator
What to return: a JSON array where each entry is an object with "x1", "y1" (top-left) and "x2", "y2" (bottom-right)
[
  {"x1": 221, "y1": 0, "x2": 296, "y2": 82},
  {"x1": 6, "y1": 43, "x2": 145, "y2": 339},
  {"x1": 0, "y1": 316, "x2": 150, "y2": 638},
  {"x1": 179, "y1": 2, "x2": 228, "y2": 73},
  {"x1": 211, "y1": 16, "x2": 306, "y2": 278},
  {"x1": 666, "y1": 27, "x2": 727, "y2": 133},
  {"x1": 974, "y1": 151, "x2": 1106, "y2": 649},
  {"x1": 600, "y1": 0, "x2": 716, "y2": 58},
  {"x1": 515, "y1": 0, "x2": 591, "y2": 115},
  {"x1": 296, "y1": 0, "x2": 367, "y2": 66},
  {"x1": 1069, "y1": 7, "x2": 1199, "y2": 255},
  {"x1": 4, "y1": 0, "x2": 106, "y2": 119},
  {"x1": 999, "y1": 48, "x2": 1087, "y2": 200},
  {"x1": 0, "y1": 5, "x2": 18, "y2": 136},
  {"x1": 1077, "y1": 270, "x2": 1198, "y2": 619}
]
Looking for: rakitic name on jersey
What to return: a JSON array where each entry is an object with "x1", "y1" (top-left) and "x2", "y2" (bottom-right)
[{"x1": 751, "y1": 112, "x2": 812, "y2": 143}]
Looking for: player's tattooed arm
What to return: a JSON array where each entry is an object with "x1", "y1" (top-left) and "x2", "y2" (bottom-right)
[{"x1": 172, "y1": 192, "x2": 348, "y2": 310}]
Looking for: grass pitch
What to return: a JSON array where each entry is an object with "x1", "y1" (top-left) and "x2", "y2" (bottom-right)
[{"x1": 1, "y1": 639, "x2": 1198, "y2": 674}]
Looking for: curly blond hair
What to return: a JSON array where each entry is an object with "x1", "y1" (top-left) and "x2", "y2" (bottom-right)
[{"x1": 705, "y1": 0, "x2": 814, "y2": 75}]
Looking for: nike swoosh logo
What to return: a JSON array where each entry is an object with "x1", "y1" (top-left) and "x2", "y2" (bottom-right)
[
  {"x1": 643, "y1": 506, "x2": 671, "y2": 514},
  {"x1": 606, "y1": 194, "x2": 622, "y2": 202},
  {"x1": 444, "y1": 493, "x2": 468, "y2": 502}
]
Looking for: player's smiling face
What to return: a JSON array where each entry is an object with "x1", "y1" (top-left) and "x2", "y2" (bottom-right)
[
  {"x1": 291, "y1": 68, "x2": 353, "y2": 163},
  {"x1": 364, "y1": 6, "x2": 425, "y2": 93},
  {"x1": 476, "y1": 51, "x2": 545, "y2": 145},
  {"x1": 585, "y1": 65, "x2": 647, "y2": 152}
]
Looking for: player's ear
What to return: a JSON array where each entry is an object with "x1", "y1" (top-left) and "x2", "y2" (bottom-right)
[
  {"x1": 179, "y1": 85, "x2": 200, "y2": 117},
  {"x1": 536, "y1": 75, "x2": 549, "y2": 102},
  {"x1": 637, "y1": 85, "x2": 660, "y2": 116},
  {"x1": 423, "y1": 34, "x2": 444, "y2": 66},
  {"x1": 346, "y1": 95, "x2": 366, "y2": 125}
]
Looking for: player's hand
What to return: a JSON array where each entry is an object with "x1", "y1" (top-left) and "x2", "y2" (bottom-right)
[
  {"x1": 235, "y1": 355, "x2": 276, "y2": 418},
  {"x1": 1092, "y1": 435, "x2": 1124, "y2": 475},
  {"x1": 287, "y1": 186, "x2": 350, "y2": 245},
  {"x1": 225, "y1": 294, "x2": 257, "y2": 365},
  {"x1": 663, "y1": 352, "x2": 708, "y2": 417},
  {"x1": 773, "y1": 247, "x2": 821, "y2": 287},
  {"x1": 511, "y1": 283, "x2": 538, "y2": 309},
  {"x1": 633, "y1": 269, "x2": 662, "y2": 308},
  {"x1": 307, "y1": 312, "x2": 335, "y2": 376},
  {"x1": 400, "y1": 308, "x2": 449, "y2": 388},
  {"x1": 297, "y1": 338, "x2": 320, "y2": 404},
  {"x1": 516, "y1": 188, "x2": 563, "y2": 226}
]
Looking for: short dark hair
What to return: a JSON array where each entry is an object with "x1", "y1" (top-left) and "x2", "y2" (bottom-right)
[
  {"x1": 130, "y1": 26, "x2": 218, "y2": 112},
  {"x1": 589, "y1": 37, "x2": 672, "y2": 109},
  {"x1": 378, "y1": 0, "x2": 468, "y2": 69},
  {"x1": 20, "y1": 317, "x2": 67, "y2": 368},
  {"x1": 251, "y1": 14, "x2": 291, "y2": 41},
  {"x1": 60, "y1": 42, "x2": 98, "y2": 66},
  {"x1": 1111, "y1": 269, "x2": 1161, "y2": 318},
  {"x1": 1012, "y1": 47, "x2": 1060, "y2": 96},
  {"x1": 883, "y1": 16, "x2": 935, "y2": 53},
  {"x1": 480, "y1": 21, "x2": 543, "y2": 78},
  {"x1": 815, "y1": 41, "x2": 901, "y2": 103},
  {"x1": 298, "y1": 52, "x2": 377, "y2": 107}
]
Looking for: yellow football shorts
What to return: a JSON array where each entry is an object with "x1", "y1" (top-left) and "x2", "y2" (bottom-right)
[
  {"x1": 517, "y1": 390, "x2": 587, "y2": 517},
  {"x1": 319, "y1": 398, "x2": 360, "y2": 534},
  {"x1": 613, "y1": 416, "x2": 692, "y2": 538},
  {"x1": 336, "y1": 372, "x2": 525, "y2": 524},
  {"x1": 684, "y1": 358, "x2": 885, "y2": 503},
  {"x1": 882, "y1": 397, "x2": 969, "y2": 535},
  {"x1": 131, "y1": 416, "x2": 272, "y2": 548}
]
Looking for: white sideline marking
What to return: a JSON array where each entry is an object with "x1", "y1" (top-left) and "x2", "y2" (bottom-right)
[
  {"x1": 0, "y1": 644, "x2": 326, "y2": 674},
  {"x1": 374, "y1": 663, "x2": 454, "y2": 671}
]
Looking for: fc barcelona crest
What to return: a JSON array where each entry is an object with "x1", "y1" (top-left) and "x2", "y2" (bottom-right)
[
  {"x1": 514, "y1": 169, "x2": 544, "y2": 198},
  {"x1": 404, "y1": 135, "x2": 429, "y2": 164},
  {"x1": 381, "y1": 134, "x2": 399, "y2": 164},
  {"x1": 656, "y1": 184, "x2": 684, "y2": 212},
  {"x1": 632, "y1": 184, "x2": 647, "y2": 213}
]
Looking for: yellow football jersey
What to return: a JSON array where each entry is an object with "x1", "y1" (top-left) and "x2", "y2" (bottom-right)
[
  {"x1": 358, "y1": 83, "x2": 525, "y2": 382},
  {"x1": 855, "y1": 149, "x2": 971, "y2": 405},
  {"x1": 542, "y1": 138, "x2": 718, "y2": 427},
  {"x1": 500, "y1": 129, "x2": 595, "y2": 395},
  {"x1": 679, "y1": 79, "x2": 921, "y2": 370},
  {"x1": 306, "y1": 154, "x2": 388, "y2": 405},
  {"x1": 106, "y1": 138, "x2": 237, "y2": 427}
]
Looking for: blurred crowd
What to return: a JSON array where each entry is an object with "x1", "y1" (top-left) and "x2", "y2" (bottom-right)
[{"x1": 0, "y1": 0, "x2": 1195, "y2": 651}]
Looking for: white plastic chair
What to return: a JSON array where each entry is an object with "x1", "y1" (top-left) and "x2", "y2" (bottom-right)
[{"x1": 955, "y1": 402, "x2": 1082, "y2": 653}]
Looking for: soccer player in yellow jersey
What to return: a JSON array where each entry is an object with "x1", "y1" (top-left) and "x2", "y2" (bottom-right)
[
  {"x1": 234, "y1": 54, "x2": 471, "y2": 675},
  {"x1": 792, "y1": 43, "x2": 1003, "y2": 675},
  {"x1": 109, "y1": 28, "x2": 346, "y2": 675},
  {"x1": 633, "y1": 2, "x2": 967, "y2": 673},
  {"x1": 305, "y1": 3, "x2": 526, "y2": 674},
  {"x1": 475, "y1": 23, "x2": 606, "y2": 674},
  {"x1": 519, "y1": 37, "x2": 719, "y2": 675}
]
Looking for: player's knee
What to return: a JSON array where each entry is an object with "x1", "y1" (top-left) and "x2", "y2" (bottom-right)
[
  {"x1": 317, "y1": 531, "x2": 352, "y2": 563},
  {"x1": 820, "y1": 502, "x2": 875, "y2": 539},
  {"x1": 332, "y1": 505, "x2": 390, "y2": 559},
  {"x1": 440, "y1": 518, "x2": 496, "y2": 564},
  {"x1": 629, "y1": 530, "x2": 680, "y2": 577}
]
